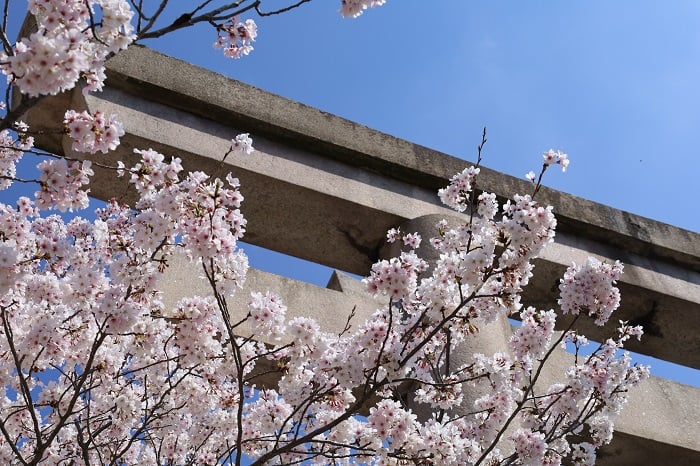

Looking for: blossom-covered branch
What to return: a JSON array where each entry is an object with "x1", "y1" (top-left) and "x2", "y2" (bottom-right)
[{"x1": 0, "y1": 0, "x2": 650, "y2": 464}]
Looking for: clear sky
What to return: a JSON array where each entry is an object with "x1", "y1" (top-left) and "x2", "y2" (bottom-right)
[{"x1": 2, "y1": 2, "x2": 698, "y2": 385}]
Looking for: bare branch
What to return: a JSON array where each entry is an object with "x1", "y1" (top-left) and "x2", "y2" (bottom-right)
[{"x1": 255, "y1": 0, "x2": 312, "y2": 17}]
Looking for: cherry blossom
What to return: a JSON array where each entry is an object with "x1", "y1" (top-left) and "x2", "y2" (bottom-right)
[
  {"x1": 231, "y1": 132, "x2": 255, "y2": 154},
  {"x1": 386, "y1": 227, "x2": 401, "y2": 243},
  {"x1": 0, "y1": 1, "x2": 650, "y2": 464},
  {"x1": 35, "y1": 158, "x2": 93, "y2": 211},
  {"x1": 1, "y1": 0, "x2": 135, "y2": 96},
  {"x1": 402, "y1": 232, "x2": 421, "y2": 249},
  {"x1": 64, "y1": 109, "x2": 125, "y2": 154},
  {"x1": 214, "y1": 17, "x2": 258, "y2": 59},
  {"x1": 542, "y1": 148, "x2": 570, "y2": 172},
  {"x1": 438, "y1": 165, "x2": 480, "y2": 212},
  {"x1": 558, "y1": 257, "x2": 623, "y2": 325},
  {"x1": 0, "y1": 136, "x2": 651, "y2": 466},
  {"x1": 0, "y1": 121, "x2": 34, "y2": 190},
  {"x1": 340, "y1": 0, "x2": 388, "y2": 18}
]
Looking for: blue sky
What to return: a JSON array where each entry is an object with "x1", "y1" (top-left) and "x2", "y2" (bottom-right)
[{"x1": 2, "y1": 2, "x2": 698, "y2": 385}]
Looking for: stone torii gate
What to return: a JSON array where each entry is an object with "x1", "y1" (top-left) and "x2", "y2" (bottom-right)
[{"x1": 21, "y1": 45, "x2": 700, "y2": 465}]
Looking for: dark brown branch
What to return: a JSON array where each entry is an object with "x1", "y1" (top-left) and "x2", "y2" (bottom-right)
[
  {"x1": 255, "y1": 0, "x2": 312, "y2": 16},
  {"x1": 134, "y1": 0, "x2": 171, "y2": 36},
  {"x1": 137, "y1": 0, "x2": 253, "y2": 40}
]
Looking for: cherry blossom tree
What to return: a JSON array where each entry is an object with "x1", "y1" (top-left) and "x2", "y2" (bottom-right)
[{"x1": 0, "y1": 1, "x2": 649, "y2": 465}]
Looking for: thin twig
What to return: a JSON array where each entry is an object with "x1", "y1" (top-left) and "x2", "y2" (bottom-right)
[{"x1": 255, "y1": 0, "x2": 312, "y2": 16}]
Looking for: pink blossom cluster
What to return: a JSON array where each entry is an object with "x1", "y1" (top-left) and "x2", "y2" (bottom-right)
[
  {"x1": 507, "y1": 323, "x2": 649, "y2": 463},
  {"x1": 542, "y1": 148, "x2": 570, "y2": 171},
  {"x1": 364, "y1": 251, "x2": 428, "y2": 300},
  {"x1": 177, "y1": 171, "x2": 248, "y2": 297},
  {"x1": 0, "y1": 0, "x2": 650, "y2": 454},
  {"x1": 509, "y1": 429, "x2": 548, "y2": 466},
  {"x1": 386, "y1": 227, "x2": 422, "y2": 249},
  {"x1": 0, "y1": 138, "x2": 650, "y2": 464},
  {"x1": 0, "y1": 146, "x2": 257, "y2": 464},
  {"x1": 368, "y1": 399, "x2": 418, "y2": 445},
  {"x1": 168, "y1": 296, "x2": 229, "y2": 368},
  {"x1": 509, "y1": 307, "x2": 557, "y2": 362},
  {"x1": 500, "y1": 194, "x2": 557, "y2": 268},
  {"x1": 340, "y1": 0, "x2": 387, "y2": 18},
  {"x1": 64, "y1": 109, "x2": 125, "y2": 154},
  {"x1": 35, "y1": 158, "x2": 94, "y2": 211},
  {"x1": 0, "y1": 121, "x2": 34, "y2": 190},
  {"x1": 386, "y1": 226, "x2": 401, "y2": 243},
  {"x1": 214, "y1": 17, "x2": 258, "y2": 59},
  {"x1": 350, "y1": 157, "x2": 648, "y2": 464},
  {"x1": 115, "y1": 148, "x2": 248, "y2": 297},
  {"x1": 231, "y1": 133, "x2": 255, "y2": 154},
  {"x1": 248, "y1": 291, "x2": 287, "y2": 340},
  {"x1": 438, "y1": 165, "x2": 480, "y2": 212},
  {"x1": 558, "y1": 257, "x2": 623, "y2": 325},
  {"x1": 117, "y1": 148, "x2": 182, "y2": 194},
  {"x1": 1, "y1": 0, "x2": 135, "y2": 96},
  {"x1": 414, "y1": 374, "x2": 464, "y2": 411},
  {"x1": 365, "y1": 230, "x2": 424, "y2": 301},
  {"x1": 241, "y1": 389, "x2": 295, "y2": 457},
  {"x1": 416, "y1": 174, "x2": 557, "y2": 330}
]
